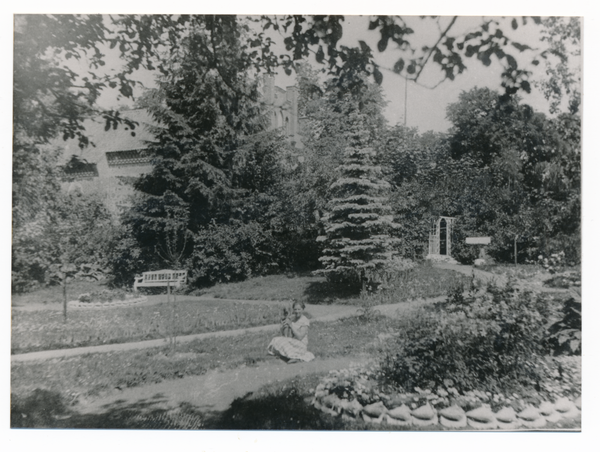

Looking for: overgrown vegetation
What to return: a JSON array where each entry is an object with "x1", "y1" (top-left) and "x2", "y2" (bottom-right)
[
  {"x1": 377, "y1": 284, "x2": 579, "y2": 401},
  {"x1": 547, "y1": 292, "x2": 581, "y2": 356}
]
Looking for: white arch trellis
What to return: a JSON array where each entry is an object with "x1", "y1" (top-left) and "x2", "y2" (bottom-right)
[{"x1": 428, "y1": 216, "x2": 456, "y2": 258}]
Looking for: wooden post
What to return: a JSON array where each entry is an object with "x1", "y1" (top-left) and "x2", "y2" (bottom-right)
[
  {"x1": 167, "y1": 281, "x2": 173, "y2": 350},
  {"x1": 514, "y1": 235, "x2": 518, "y2": 266},
  {"x1": 173, "y1": 282, "x2": 177, "y2": 348},
  {"x1": 63, "y1": 278, "x2": 67, "y2": 323}
]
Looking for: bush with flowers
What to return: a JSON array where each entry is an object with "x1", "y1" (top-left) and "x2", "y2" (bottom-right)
[{"x1": 533, "y1": 251, "x2": 571, "y2": 274}]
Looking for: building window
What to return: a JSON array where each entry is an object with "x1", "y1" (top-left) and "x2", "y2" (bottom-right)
[
  {"x1": 106, "y1": 149, "x2": 152, "y2": 167},
  {"x1": 62, "y1": 156, "x2": 98, "y2": 180}
]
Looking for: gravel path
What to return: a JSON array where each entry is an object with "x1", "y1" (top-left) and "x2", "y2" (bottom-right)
[{"x1": 75, "y1": 354, "x2": 374, "y2": 417}]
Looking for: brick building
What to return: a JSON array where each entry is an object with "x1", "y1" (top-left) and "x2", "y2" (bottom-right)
[{"x1": 60, "y1": 76, "x2": 299, "y2": 214}]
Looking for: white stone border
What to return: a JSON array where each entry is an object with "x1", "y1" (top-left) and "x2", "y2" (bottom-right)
[{"x1": 312, "y1": 389, "x2": 581, "y2": 430}]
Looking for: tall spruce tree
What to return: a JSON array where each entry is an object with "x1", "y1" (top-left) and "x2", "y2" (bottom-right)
[
  {"x1": 316, "y1": 113, "x2": 401, "y2": 286},
  {"x1": 118, "y1": 17, "x2": 287, "y2": 285}
]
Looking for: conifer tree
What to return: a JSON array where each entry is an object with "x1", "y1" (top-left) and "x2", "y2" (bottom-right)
[{"x1": 316, "y1": 114, "x2": 401, "y2": 286}]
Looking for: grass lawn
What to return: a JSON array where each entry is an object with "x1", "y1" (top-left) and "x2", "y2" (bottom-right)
[
  {"x1": 11, "y1": 279, "x2": 114, "y2": 307},
  {"x1": 12, "y1": 297, "x2": 283, "y2": 354},
  {"x1": 204, "y1": 264, "x2": 472, "y2": 305}
]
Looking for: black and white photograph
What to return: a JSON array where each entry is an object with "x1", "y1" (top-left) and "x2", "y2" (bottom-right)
[{"x1": 7, "y1": 6, "x2": 593, "y2": 447}]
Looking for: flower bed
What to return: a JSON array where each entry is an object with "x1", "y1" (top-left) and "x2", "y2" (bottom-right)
[
  {"x1": 543, "y1": 271, "x2": 581, "y2": 289},
  {"x1": 68, "y1": 296, "x2": 148, "y2": 309},
  {"x1": 312, "y1": 360, "x2": 581, "y2": 429}
]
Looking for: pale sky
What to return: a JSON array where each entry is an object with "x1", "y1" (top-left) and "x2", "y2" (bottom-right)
[
  {"x1": 266, "y1": 15, "x2": 571, "y2": 132},
  {"x1": 91, "y1": 15, "x2": 578, "y2": 133}
]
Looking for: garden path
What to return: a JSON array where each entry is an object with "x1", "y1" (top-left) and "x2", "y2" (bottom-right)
[
  {"x1": 10, "y1": 296, "x2": 444, "y2": 363},
  {"x1": 74, "y1": 354, "x2": 375, "y2": 418}
]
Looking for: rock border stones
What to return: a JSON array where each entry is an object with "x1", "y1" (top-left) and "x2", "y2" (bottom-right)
[{"x1": 311, "y1": 368, "x2": 581, "y2": 430}]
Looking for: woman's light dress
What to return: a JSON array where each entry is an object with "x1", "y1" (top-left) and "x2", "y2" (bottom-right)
[{"x1": 267, "y1": 315, "x2": 315, "y2": 362}]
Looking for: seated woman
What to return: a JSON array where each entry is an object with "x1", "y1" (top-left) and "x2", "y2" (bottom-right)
[{"x1": 267, "y1": 300, "x2": 315, "y2": 364}]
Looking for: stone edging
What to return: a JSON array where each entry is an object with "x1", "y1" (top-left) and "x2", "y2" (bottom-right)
[
  {"x1": 312, "y1": 392, "x2": 581, "y2": 429},
  {"x1": 67, "y1": 296, "x2": 148, "y2": 309},
  {"x1": 311, "y1": 368, "x2": 581, "y2": 430}
]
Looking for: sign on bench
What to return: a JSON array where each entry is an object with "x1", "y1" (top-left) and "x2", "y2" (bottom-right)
[{"x1": 134, "y1": 269, "x2": 187, "y2": 292}]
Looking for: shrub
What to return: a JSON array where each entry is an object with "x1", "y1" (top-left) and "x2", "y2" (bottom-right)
[
  {"x1": 11, "y1": 389, "x2": 70, "y2": 428},
  {"x1": 379, "y1": 285, "x2": 554, "y2": 397},
  {"x1": 547, "y1": 294, "x2": 581, "y2": 356},
  {"x1": 187, "y1": 220, "x2": 283, "y2": 288}
]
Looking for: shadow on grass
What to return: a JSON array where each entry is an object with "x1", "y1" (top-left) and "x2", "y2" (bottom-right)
[
  {"x1": 11, "y1": 385, "x2": 433, "y2": 431},
  {"x1": 303, "y1": 280, "x2": 361, "y2": 305},
  {"x1": 207, "y1": 389, "x2": 347, "y2": 430},
  {"x1": 12, "y1": 387, "x2": 579, "y2": 431},
  {"x1": 11, "y1": 387, "x2": 348, "y2": 430},
  {"x1": 11, "y1": 389, "x2": 216, "y2": 430}
]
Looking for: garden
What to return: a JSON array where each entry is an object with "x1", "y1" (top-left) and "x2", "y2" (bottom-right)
[
  {"x1": 11, "y1": 263, "x2": 472, "y2": 355},
  {"x1": 11, "y1": 263, "x2": 581, "y2": 430},
  {"x1": 11, "y1": 15, "x2": 582, "y2": 433},
  {"x1": 310, "y1": 282, "x2": 581, "y2": 430}
]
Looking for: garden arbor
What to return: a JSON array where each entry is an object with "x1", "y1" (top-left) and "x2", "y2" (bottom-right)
[{"x1": 427, "y1": 216, "x2": 456, "y2": 261}]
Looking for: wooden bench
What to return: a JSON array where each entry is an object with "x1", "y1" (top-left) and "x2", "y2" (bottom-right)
[
  {"x1": 465, "y1": 237, "x2": 491, "y2": 246},
  {"x1": 133, "y1": 269, "x2": 187, "y2": 292},
  {"x1": 466, "y1": 237, "x2": 492, "y2": 262}
]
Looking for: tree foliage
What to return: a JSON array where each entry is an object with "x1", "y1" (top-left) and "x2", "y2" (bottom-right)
[
  {"x1": 12, "y1": 191, "x2": 116, "y2": 293},
  {"x1": 258, "y1": 15, "x2": 550, "y2": 96},
  {"x1": 13, "y1": 15, "x2": 562, "y2": 156},
  {"x1": 12, "y1": 15, "x2": 581, "y2": 291},
  {"x1": 534, "y1": 17, "x2": 581, "y2": 115},
  {"x1": 316, "y1": 114, "x2": 401, "y2": 285},
  {"x1": 114, "y1": 18, "x2": 289, "y2": 286},
  {"x1": 388, "y1": 86, "x2": 580, "y2": 264}
]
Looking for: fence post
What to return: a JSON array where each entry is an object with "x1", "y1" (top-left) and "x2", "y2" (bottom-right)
[{"x1": 168, "y1": 281, "x2": 175, "y2": 351}]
